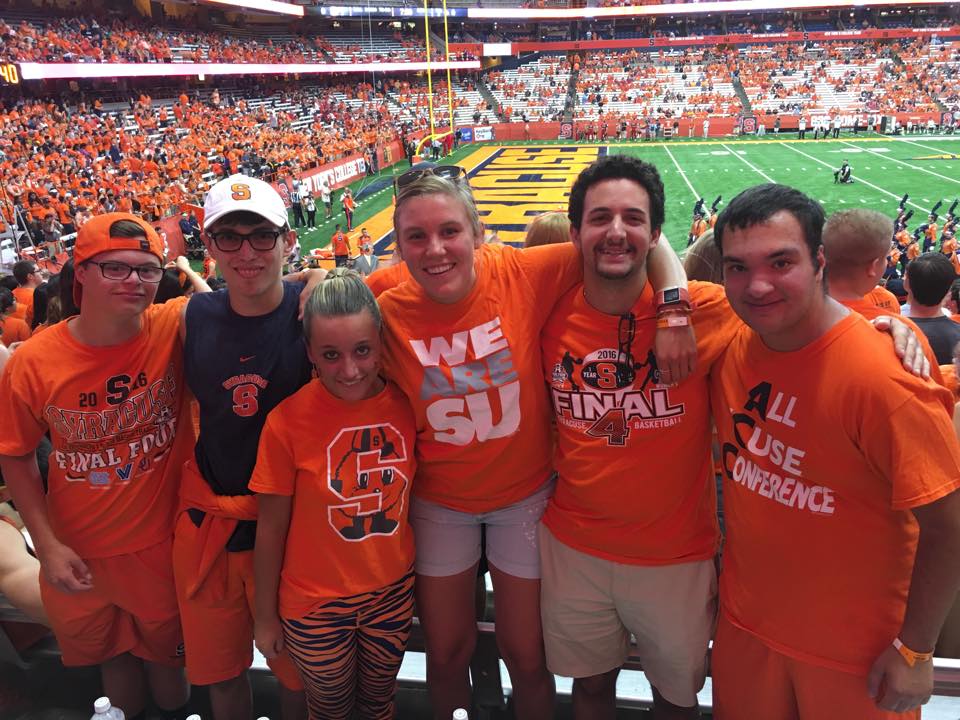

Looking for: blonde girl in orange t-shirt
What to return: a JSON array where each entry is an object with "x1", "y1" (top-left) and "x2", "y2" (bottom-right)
[
  {"x1": 252, "y1": 269, "x2": 417, "y2": 720},
  {"x1": 376, "y1": 168, "x2": 693, "y2": 719}
]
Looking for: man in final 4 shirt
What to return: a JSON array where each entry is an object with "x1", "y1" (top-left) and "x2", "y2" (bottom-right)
[
  {"x1": 540, "y1": 154, "x2": 740, "y2": 720},
  {"x1": 173, "y1": 174, "x2": 309, "y2": 720},
  {"x1": 711, "y1": 183, "x2": 960, "y2": 719}
]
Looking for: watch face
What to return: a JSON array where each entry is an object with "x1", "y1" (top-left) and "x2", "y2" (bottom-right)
[{"x1": 663, "y1": 288, "x2": 680, "y2": 304}]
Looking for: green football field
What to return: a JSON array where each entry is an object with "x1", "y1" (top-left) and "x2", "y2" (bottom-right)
[
  {"x1": 634, "y1": 134, "x2": 960, "y2": 251},
  {"x1": 290, "y1": 132, "x2": 960, "y2": 257}
]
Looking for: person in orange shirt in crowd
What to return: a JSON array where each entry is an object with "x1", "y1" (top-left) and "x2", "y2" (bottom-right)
[
  {"x1": 823, "y1": 209, "x2": 942, "y2": 382},
  {"x1": 941, "y1": 227, "x2": 957, "y2": 259},
  {"x1": 948, "y1": 231, "x2": 960, "y2": 277},
  {"x1": 375, "y1": 166, "x2": 694, "y2": 719},
  {"x1": 331, "y1": 224, "x2": 350, "y2": 267},
  {"x1": 539, "y1": 155, "x2": 739, "y2": 720},
  {"x1": 711, "y1": 183, "x2": 960, "y2": 719},
  {"x1": 688, "y1": 207, "x2": 709, "y2": 248},
  {"x1": 926, "y1": 213, "x2": 939, "y2": 249},
  {"x1": 0, "y1": 214, "x2": 194, "y2": 720},
  {"x1": 0, "y1": 287, "x2": 31, "y2": 347},
  {"x1": 887, "y1": 241, "x2": 904, "y2": 281},
  {"x1": 201, "y1": 250, "x2": 217, "y2": 281},
  {"x1": 341, "y1": 188, "x2": 357, "y2": 231},
  {"x1": 253, "y1": 269, "x2": 417, "y2": 720},
  {"x1": 906, "y1": 235, "x2": 922, "y2": 265},
  {"x1": 11, "y1": 259, "x2": 43, "y2": 325}
]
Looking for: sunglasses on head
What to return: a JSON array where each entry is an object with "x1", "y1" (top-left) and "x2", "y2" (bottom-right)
[{"x1": 394, "y1": 165, "x2": 466, "y2": 192}]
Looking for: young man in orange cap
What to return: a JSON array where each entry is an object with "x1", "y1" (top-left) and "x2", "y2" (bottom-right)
[{"x1": 0, "y1": 213, "x2": 197, "y2": 720}]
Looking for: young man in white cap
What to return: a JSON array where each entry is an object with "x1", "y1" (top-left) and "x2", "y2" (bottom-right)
[
  {"x1": 172, "y1": 173, "x2": 310, "y2": 720},
  {"x1": 0, "y1": 213, "x2": 198, "y2": 720}
]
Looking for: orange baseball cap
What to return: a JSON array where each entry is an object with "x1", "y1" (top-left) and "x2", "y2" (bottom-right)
[{"x1": 73, "y1": 213, "x2": 165, "y2": 307}]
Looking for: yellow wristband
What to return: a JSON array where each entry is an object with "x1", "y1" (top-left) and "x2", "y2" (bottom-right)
[{"x1": 893, "y1": 637, "x2": 933, "y2": 667}]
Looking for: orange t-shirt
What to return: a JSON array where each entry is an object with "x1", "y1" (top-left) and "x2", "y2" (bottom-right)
[
  {"x1": 864, "y1": 285, "x2": 901, "y2": 315},
  {"x1": 365, "y1": 262, "x2": 411, "y2": 297},
  {"x1": 202, "y1": 257, "x2": 217, "y2": 280},
  {"x1": 541, "y1": 281, "x2": 740, "y2": 564},
  {"x1": 940, "y1": 364, "x2": 959, "y2": 400},
  {"x1": 710, "y1": 313, "x2": 960, "y2": 674},
  {"x1": 378, "y1": 242, "x2": 581, "y2": 512},
  {"x1": 0, "y1": 298, "x2": 193, "y2": 559},
  {"x1": 840, "y1": 296, "x2": 944, "y2": 386},
  {"x1": 249, "y1": 379, "x2": 417, "y2": 619},
  {"x1": 331, "y1": 231, "x2": 349, "y2": 257},
  {"x1": 689, "y1": 218, "x2": 708, "y2": 241},
  {"x1": 11, "y1": 286, "x2": 33, "y2": 323},
  {"x1": 887, "y1": 248, "x2": 901, "y2": 269},
  {"x1": 0, "y1": 315, "x2": 31, "y2": 346}
]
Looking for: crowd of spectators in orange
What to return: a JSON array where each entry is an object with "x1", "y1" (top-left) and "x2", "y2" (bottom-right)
[
  {"x1": 0, "y1": 13, "x2": 476, "y2": 65},
  {"x1": 899, "y1": 38, "x2": 960, "y2": 113},
  {"x1": 486, "y1": 56, "x2": 570, "y2": 121},
  {"x1": 0, "y1": 84, "x2": 406, "y2": 236},
  {"x1": 736, "y1": 40, "x2": 942, "y2": 115},
  {"x1": 575, "y1": 48, "x2": 742, "y2": 117}
]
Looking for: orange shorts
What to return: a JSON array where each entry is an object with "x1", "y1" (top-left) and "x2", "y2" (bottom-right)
[
  {"x1": 712, "y1": 612, "x2": 920, "y2": 720},
  {"x1": 39, "y1": 538, "x2": 184, "y2": 668},
  {"x1": 172, "y1": 512, "x2": 302, "y2": 689}
]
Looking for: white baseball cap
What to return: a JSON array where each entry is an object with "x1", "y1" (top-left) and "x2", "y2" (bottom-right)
[{"x1": 203, "y1": 173, "x2": 288, "y2": 231}]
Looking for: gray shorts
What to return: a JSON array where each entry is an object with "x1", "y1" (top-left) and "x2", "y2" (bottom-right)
[{"x1": 410, "y1": 478, "x2": 554, "y2": 579}]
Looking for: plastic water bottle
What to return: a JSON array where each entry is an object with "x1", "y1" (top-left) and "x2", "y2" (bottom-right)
[
  {"x1": 453, "y1": 710, "x2": 469, "y2": 720},
  {"x1": 91, "y1": 697, "x2": 125, "y2": 720}
]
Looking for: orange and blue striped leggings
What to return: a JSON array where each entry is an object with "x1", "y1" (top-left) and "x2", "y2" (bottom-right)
[{"x1": 282, "y1": 570, "x2": 415, "y2": 720}]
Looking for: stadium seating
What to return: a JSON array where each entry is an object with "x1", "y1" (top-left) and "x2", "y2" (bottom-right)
[
  {"x1": 575, "y1": 48, "x2": 742, "y2": 120},
  {"x1": 485, "y1": 55, "x2": 572, "y2": 121},
  {"x1": 899, "y1": 38, "x2": 960, "y2": 114},
  {"x1": 0, "y1": 11, "x2": 457, "y2": 65},
  {"x1": 739, "y1": 40, "x2": 944, "y2": 116},
  {"x1": 0, "y1": 82, "x2": 411, "y2": 227}
]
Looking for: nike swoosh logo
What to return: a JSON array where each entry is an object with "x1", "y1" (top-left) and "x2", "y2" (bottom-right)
[{"x1": 240, "y1": 356, "x2": 255, "y2": 363}]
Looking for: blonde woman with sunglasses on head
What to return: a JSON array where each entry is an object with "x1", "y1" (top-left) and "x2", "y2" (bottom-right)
[{"x1": 372, "y1": 164, "x2": 695, "y2": 719}]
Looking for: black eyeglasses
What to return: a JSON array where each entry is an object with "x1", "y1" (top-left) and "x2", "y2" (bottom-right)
[
  {"x1": 207, "y1": 229, "x2": 282, "y2": 252},
  {"x1": 394, "y1": 165, "x2": 466, "y2": 192},
  {"x1": 86, "y1": 261, "x2": 164, "y2": 283}
]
